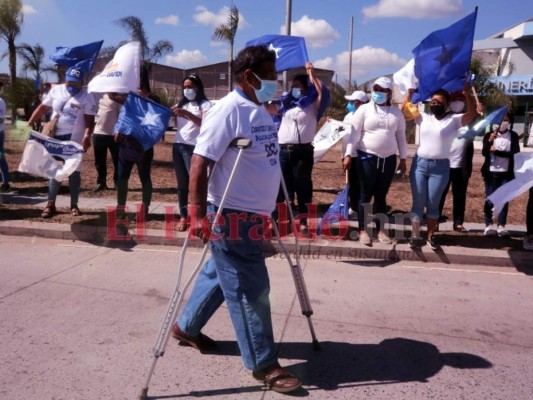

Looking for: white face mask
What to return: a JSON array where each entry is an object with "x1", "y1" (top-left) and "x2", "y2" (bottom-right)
[
  {"x1": 498, "y1": 121, "x2": 510, "y2": 132},
  {"x1": 450, "y1": 100, "x2": 465, "y2": 113},
  {"x1": 183, "y1": 88, "x2": 196, "y2": 101}
]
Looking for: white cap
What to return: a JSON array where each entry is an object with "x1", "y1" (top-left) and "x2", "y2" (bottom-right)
[
  {"x1": 344, "y1": 90, "x2": 369, "y2": 102},
  {"x1": 373, "y1": 77, "x2": 392, "y2": 90}
]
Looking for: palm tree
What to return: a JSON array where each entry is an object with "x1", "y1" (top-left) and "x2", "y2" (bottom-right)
[
  {"x1": 16, "y1": 43, "x2": 56, "y2": 85},
  {"x1": 212, "y1": 5, "x2": 239, "y2": 91},
  {"x1": 114, "y1": 16, "x2": 173, "y2": 91},
  {"x1": 0, "y1": 0, "x2": 23, "y2": 120},
  {"x1": 470, "y1": 56, "x2": 516, "y2": 111}
]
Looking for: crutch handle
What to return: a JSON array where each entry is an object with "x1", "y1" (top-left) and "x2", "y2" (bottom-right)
[{"x1": 230, "y1": 138, "x2": 252, "y2": 149}]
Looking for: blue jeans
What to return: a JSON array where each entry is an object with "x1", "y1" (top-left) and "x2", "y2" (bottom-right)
[
  {"x1": 0, "y1": 130, "x2": 10, "y2": 185},
  {"x1": 172, "y1": 143, "x2": 194, "y2": 218},
  {"x1": 357, "y1": 152, "x2": 397, "y2": 232},
  {"x1": 177, "y1": 206, "x2": 277, "y2": 371},
  {"x1": 484, "y1": 172, "x2": 509, "y2": 226},
  {"x1": 410, "y1": 156, "x2": 450, "y2": 221},
  {"x1": 47, "y1": 134, "x2": 80, "y2": 204}
]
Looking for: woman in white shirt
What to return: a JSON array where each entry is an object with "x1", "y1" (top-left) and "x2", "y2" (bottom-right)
[
  {"x1": 171, "y1": 74, "x2": 212, "y2": 231},
  {"x1": 347, "y1": 77, "x2": 407, "y2": 245},
  {"x1": 409, "y1": 85, "x2": 476, "y2": 249},
  {"x1": 27, "y1": 65, "x2": 97, "y2": 218}
]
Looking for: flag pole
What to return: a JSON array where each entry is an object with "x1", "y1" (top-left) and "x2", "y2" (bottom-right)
[
  {"x1": 348, "y1": 16, "x2": 354, "y2": 92},
  {"x1": 283, "y1": 0, "x2": 292, "y2": 92}
]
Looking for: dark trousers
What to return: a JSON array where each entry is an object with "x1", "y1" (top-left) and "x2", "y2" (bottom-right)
[
  {"x1": 278, "y1": 144, "x2": 314, "y2": 216},
  {"x1": 348, "y1": 159, "x2": 360, "y2": 211},
  {"x1": 439, "y1": 167, "x2": 469, "y2": 226},
  {"x1": 527, "y1": 188, "x2": 533, "y2": 235},
  {"x1": 93, "y1": 135, "x2": 119, "y2": 185},
  {"x1": 116, "y1": 147, "x2": 154, "y2": 208},
  {"x1": 172, "y1": 142, "x2": 194, "y2": 218},
  {"x1": 357, "y1": 153, "x2": 396, "y2": 232},
  {"x1": 484, "y1": 172, "x2": 510, "y2": 226}
]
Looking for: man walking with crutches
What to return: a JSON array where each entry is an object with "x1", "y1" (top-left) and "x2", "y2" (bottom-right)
[{"x1": 171, "y1": 45, "x2": 302, "y2": 393}]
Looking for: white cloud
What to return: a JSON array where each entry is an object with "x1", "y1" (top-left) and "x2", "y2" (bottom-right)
[
  {"x1": 22, "y1": 4, "x2": 37, "y2": 14},
  {"x1": 314, "y1": 57, "x2": 334, "y2": 70},
  {"x1": 193, "y1": 5, "x2": 247, "y2": 28},
  {"x1": 155, "y1": 15, "x2": 179, "y2": 26},
  {"x1": 281, "y1": 15, "x2": 340, "y2": 49},
  {"x1": 166, "y1": 50, "x2": 208, "y2": 68},
  {"x1": 362, "y1": 0, "x2": 463, "y2": 20},
  {"x1": 334, "y1": 46, "x2": 407, "y2": 82}
]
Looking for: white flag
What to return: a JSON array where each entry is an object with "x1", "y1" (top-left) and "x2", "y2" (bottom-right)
[
  {"x1": 18, "y1": 131, "x2": 84, "y2": 182},
  {"x1": 488, "y1": 153, "x2": 533, "y2": 215},
  {"x1": 312, "y1": 120, "x2": 352, "y2": 163},
  {"x1": 392, "y1": 58, "x2": 417, "y2": 102},
  {"x1": 88, "y1": 41, "x2": 141, "y2": 93}
]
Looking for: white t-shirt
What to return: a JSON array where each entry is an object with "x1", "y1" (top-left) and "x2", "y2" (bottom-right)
[
  {"x1": 341, "y1": 111, "x2": 356, "y2": 157},
  {"x1": 416, "y1": 112, "x2": 463, "y2": 159},
  {"x1": 194, "y1": 90, "x2": 281, "y2": 215},
  {"x1": 448, "y1": 126, "x2": 470, "y2": 168},
  {"x1": 93, "y1": 94, "x2": 121, "y2": 136},
  {"x1": 347, "y1": 101, "x2": 407, "y2": 159},
  {"x1": 277, "y1": 103, "x2": 318, "y2": 144},
  {"x1": 0, "y1": 97, "x2": 6, "y2": 132},
  {"x1": 42, "y1": 85, "x2": 97, "y2": 144},
  {"x1": 491, "y1": 130, "x2": 512, "y2": 172},
  {"x1": 174, "y1": 100, "x2": 212, "y2": 145}
]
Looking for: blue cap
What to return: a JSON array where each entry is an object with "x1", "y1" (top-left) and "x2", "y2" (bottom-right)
[{"x1": 65, "y1": 66, "x2": 84, "y2": 83}]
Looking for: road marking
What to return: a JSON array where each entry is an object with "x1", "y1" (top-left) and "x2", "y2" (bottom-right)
[{"x1": 401, "y1": 264, "x2": 525, "y2": 276}]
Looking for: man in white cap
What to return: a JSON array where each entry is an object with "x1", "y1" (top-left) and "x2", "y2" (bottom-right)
[{"x1": 341, "y1": 90, "x2": 369, "y2": 216}]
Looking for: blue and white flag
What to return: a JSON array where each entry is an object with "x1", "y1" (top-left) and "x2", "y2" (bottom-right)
[
  {"x1": 245, "y1": 35, "x2": 308, "y2": 72},
  {"x1": 460, "y1": 105, "x2": 509, "y2": 140},
  {"x1": 114, "y1": 92, "x2": 172, "y2": 150},
  {"x1": 49, "y1": 40, "x2": 104, "y2": 73},
  {"x1": 411, "y1": 10, "x2": 477, "y2": 103},
  {"x1": 317, "y1": 183, "x2": 350, "y2": 236},
  {"x1": 18, "y1": 131, "x2": 84, "y2": 181}
]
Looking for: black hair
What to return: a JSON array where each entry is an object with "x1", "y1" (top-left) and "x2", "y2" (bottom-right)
[
  {"x1": 233, "y1": 45, "x2": 276, "y2": 84},
  {"x1": 430, "y1": 88, "x2": 451, "y2": 104},
  {"x1": 177, "y1": 73, "x2": 208, "y2": 108},
  {"x1": 292, "y1": 74, "x2": 309, "y2": 88}
]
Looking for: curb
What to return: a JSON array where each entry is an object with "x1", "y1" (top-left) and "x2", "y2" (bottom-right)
[{"x1": 1, "y1": 220, "x2": 530, "y2": 270}]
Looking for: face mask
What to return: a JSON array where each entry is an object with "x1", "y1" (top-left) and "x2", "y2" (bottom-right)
[
  {"x1": 450, "y1": 100, "x2": 465, "y2": 113},
  {"x1": 183, "y1": 88, "x2": 196, "y2": 101},
  {"x1": 371, "y1": 91, "x2": 387, "y2": 105},
  {"x1": 498, "y1": 121, "x2": 510, "y2": 132},
  {"x1": 346, "y1": 102, "x2": 356, "y2": 113},
  {"x1": 66, "y1": 85, "x2": 81, "y2": 96},
  {"x1": 291, "y1": 88, "x2": 302, "y2": 99},
  {"x1": 430, "y1": 104, "x2": 446, "y2": 116},
  {"x1": 252, "y1": 72, "x2": 277, "y2": 103}
]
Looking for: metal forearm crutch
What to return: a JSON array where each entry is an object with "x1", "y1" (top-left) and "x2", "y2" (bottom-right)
[
  {"x1": 272, "y1": 174, "x2": 320, "y2": 350},
  {"x1": 139, "y1": 138, "x2": 252, "y2": 400}
]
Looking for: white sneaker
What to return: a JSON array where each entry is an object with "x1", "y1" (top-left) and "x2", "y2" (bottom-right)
[
  {"x1": 484, "y1": 224, "x2": 497, "y2": 236},
  {"x1": 359, "y1": 230, "x2": 372, "y2": 246},
  {"x1": 497, "y1": 225, "x2": 509, "y2": 237},
  {"x1": 523, "y1": 235, "x2": 533, "y2": 251}
]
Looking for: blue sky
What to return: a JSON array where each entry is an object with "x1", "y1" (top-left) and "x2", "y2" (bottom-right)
[{"x1": 1, "y1": 0, "x2": 530, "y2": 85}]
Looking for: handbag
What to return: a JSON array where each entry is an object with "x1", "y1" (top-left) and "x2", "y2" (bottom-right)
[
  {"x1": 40, "y1": 95, "x2": 72, "y2": 138},
  {"x1": 41, "y1": 114, "x2": 60, "y2": 137}
]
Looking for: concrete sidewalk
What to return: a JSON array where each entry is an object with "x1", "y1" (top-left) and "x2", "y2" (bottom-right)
[{"x1": 0, "y1": 192, "x2": 531, "y2": 270}]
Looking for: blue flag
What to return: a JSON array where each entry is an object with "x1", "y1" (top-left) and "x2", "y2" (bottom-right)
[
  {"x1": 411, "y1": 10, "x2": 477, "y2": 103},
  {"x1": 317, "y1": 183, "x2": 349, "y2": 236},
  {"x1": 114, "y1": 92, "x2": 172, "y2": 150},
  {"x1": 461, "y1": 105, "x2": 509, "y2": 140},
  {"x1": 245, "y1": 35, "x2": 308, "y2": 72},
  {"x1": 49, "y1": 40, "x2": 104, "y2": 73}
]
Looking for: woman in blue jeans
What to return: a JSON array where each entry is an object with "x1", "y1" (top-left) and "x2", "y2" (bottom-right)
[
  {"x1": 409, "y1": 85, "x2": 476, "y2": 249},
  {"x1": 171, "y1": 74, "x2": 211, "y2": 231}
]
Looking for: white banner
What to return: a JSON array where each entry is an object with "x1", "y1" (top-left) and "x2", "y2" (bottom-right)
[
  {"x1": 488, "y1": 152, "x2": 533, "y2": 215},
  {"x1": 88, "y1": 41, "x2": 141, "y2": 93},
  {"x1": 312, "y1": 119, "x2": 352, "y2": 163},
  {"x1": 18, "y1": 131, "x2": 84, "y2": 182}
]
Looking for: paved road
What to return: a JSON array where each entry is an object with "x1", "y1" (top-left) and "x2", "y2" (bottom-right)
[{"x1": 1, "y1": 235, "x2": 532, "y2": 400}]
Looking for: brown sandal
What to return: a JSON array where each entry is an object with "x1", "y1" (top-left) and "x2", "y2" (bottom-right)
[
  {"x1": 253, "y1": 364, "x2": 302, "y2": 393},
  {"x1": 176, "y1": 218, "x2": 189, "y2": 232},
  {"x1": 41, "y1": 201, "x2": 56, "y2": 218},
  {"x1": 71, "y1": 204, "x2": 81, "y2": 216}
]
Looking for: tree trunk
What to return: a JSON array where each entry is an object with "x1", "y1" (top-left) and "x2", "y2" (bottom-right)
[
  {"x1": 9, "y1": 39, "x2": 17, "y2": 122},
  {"x1": 228, "y1": 43, "x2": 234, "y2": 93}
]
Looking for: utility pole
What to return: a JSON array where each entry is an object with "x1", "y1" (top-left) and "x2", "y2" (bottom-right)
[
  {"x1": 348, "y1": 16, "x2": 354, "y2": 92},
  {"x1": 283, "y1": 0, "x2": 292, "y2": 92}
]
